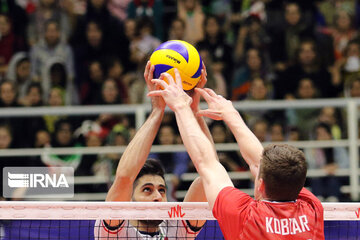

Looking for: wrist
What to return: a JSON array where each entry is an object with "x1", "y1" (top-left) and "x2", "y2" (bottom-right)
[
  {"x1": 173, "y1": 102, "x2": 192, "y2": 114},
  {"x1": 223, "y1": 109, "x2": 241, "y2": 122}
]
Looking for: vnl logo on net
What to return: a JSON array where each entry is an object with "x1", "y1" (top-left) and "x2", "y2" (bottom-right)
[{"x1": 3, "y1": 167, "x2": 74, "y2": 198}]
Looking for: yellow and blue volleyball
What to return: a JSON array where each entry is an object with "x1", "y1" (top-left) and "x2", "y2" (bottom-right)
[{"x1": 150, "y1": 40, "x2": 202, "y2": 91}]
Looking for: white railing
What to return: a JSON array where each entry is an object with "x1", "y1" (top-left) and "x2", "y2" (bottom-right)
[{"x1": 0, "y1": 98, "x2": 359, "y2": 200}]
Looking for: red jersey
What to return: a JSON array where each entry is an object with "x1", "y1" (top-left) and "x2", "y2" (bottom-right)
[{"x1": 213, "y1": 187, "x2": 324, "y2": 240}]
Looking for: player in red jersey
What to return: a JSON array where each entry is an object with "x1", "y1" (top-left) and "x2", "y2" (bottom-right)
[{"x1": 149, "y1": 69, "x2": 325, "y2": 240}]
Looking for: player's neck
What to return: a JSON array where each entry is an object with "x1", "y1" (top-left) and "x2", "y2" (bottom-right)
[{"x1": 130, "y1": 220, "x2": 160, "y2": 233}]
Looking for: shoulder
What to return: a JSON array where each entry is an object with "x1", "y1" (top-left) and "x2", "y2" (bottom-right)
[
  {"x1": 213, "y1": 186, "x2": 253, "y2": 217},
  {"x1": 297, "y1": 188, "x2": 324, "y2": 213}
]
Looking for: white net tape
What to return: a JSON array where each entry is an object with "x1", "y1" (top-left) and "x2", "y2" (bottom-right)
[{"x1": 0, "y1": 202, "x2": 358, "y2": 221}]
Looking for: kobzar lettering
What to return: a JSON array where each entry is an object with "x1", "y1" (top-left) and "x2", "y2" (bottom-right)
[
  {"x1": 30, "y1": 174, "x2": 69, "y2": 188},
  {"x1": 266, "y1": 215, "x2": 310, "y2": 235}
]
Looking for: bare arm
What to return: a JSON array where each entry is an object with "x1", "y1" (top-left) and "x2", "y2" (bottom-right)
[
  {"x1": 148, "y1": 70, "x2": 233, "y2": 209},
  {"x1": 183, "y1": 66, "x2": 211, "y2": 228},
  {"x1": 106, "y1": 109, "x2": 164, "y2": 202},
  {"x1": 196, "y1": 88, "x2": 263, "y2": 178},
  {"x1": 104, "y1": 62, "x2": 165, "y2": 227}
]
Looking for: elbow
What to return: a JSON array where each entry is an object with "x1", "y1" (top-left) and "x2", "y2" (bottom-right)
[{"x1": 115, "y1": 171, "x2": 135, "y2": 185}]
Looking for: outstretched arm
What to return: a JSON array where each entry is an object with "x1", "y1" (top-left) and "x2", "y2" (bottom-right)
[
  {"x1": 148, "y1": 70, "x2": 233, "y2": 209},
  {"x1": 105, "y1": 62, "x2": 165, "y2": 227},
  {"x1": 183, "y1": 64, "x2": 211, "y2": 228},
  {"x1": 196, "y1": 88, "x2": 263, "y2": 178}
]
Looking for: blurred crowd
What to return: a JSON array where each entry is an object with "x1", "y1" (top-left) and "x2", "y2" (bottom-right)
[{"x1": 0, "y1": 0, "x2": 358, "y2": 201}]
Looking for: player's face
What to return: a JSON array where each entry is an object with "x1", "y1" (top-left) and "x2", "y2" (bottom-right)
[{"x1": 132, "y1": 175, "x2": 167, "y2": 202}]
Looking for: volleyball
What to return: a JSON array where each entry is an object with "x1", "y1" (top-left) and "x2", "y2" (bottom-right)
[{"x1": 150, "y1": 40, "x2": 202, "y2": 91}]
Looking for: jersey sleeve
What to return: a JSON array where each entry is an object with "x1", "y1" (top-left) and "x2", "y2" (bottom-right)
[
  {"x1": 212, "y1": 186, "x2": 253, "y2": 239},
  {"x1": 298, "y1": 188, "x2": 323, "y2": 210},
  {"x1": 298, "y1": 188, "x2": 325, "y2": 240}
]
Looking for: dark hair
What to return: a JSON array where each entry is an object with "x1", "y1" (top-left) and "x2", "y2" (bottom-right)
[
  {"x1": 136, "y1": 17, "x2": 154, "y2": 35},
  {"x1": 134, "y1": 159, "x2": 165, "y2": 187},
  {"x1": 172, "y1": 18, "x2": 186, "y2": 29},
  {"x1": 315, "y1": 122, "x2": 332, "y2": 135},
  {"x1": 16, "y1": 57, "x2": 30, "y2": 68},
  {"x1": 45, "y1": 19, "x2": 60, "y2": 31},
  {"x1": 26, "y1": 82, "x2": 43, "y2": 96},
  {"x1": 260, "y1": 144, "x2": 307, "y2": 201},
  {"x1": 54, "y1": 119, "x2": 73, "y2": 134},
  {"x1": 50, "y1": 63, "x2": 67, "y2": 88}
]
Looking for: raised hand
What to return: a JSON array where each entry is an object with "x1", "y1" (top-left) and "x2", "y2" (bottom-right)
[
  {"x1": 195, "y1": 88, "x2": 235, "y2": 120},
  {"x1": 190, "y1": 62, "x2": 207, "y2": 113},
  {"x1": 144, "y1": 61, "x2": 166, "y2": 110},
  {"x1": 148, "y1": 68, "x2": 192, "y2": 111}
]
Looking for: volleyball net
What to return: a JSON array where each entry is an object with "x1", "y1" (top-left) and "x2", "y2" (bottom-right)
[{"x1": 0, "y1": 201, "x2": 359, "y2": 239}]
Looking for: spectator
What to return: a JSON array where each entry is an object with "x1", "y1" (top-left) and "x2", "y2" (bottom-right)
[
  {"x1": 149, "y1": 125, "x2": 190, "y2": 200},
  {"x1": 30, "y1": 20, "x2": 74, "y2": 84},
  {"x1": 232, "y1": 48, "x2": 270, "y2": 100},
  {"x1": 129, "y1": 17, "x2": 160, "y2": 65},
  {"x1": 275, "y1": 39, "x2": 337, "y2": 99},
  {"x1": 197, "y1": 15, "x2": 233, "y2": 83},
  {"x1": 73, "y1": 20, "x2": 108, "y2": 88},
  {"x1": 332, "y1": 40, "x2": 360, "y2": 92},
  {"x1": 346, "y1": 76, "x2": 360, "y2": 97},
  {"x1": 5, "y1": 52, "x2": 31, "y2": 101},
  {"x1": 0, "y1": 0, "x2": 28, "y2": 43},
  {"x1": 73, "y1": 120, "x2": 106, "y2": 177},
  {"x1": 250, "y1": 119, "x2": 268, "y2": 142},
  {"x1": 0, "y1": 81, "x2": 18, "y2": 107},
  {"x1": 198, "y1": 47, "x2": 227, "y2": 97},
  {"x1": 0, "y1": 14, "x2": 26, "y2": 75},
  {"x1": 317, "y1": 107, "x2": 344, "y2": 140},
  {"x1": 288, "y1": 126, "x2": 301, "y2": 141},
  {"x1": 80, "y1": 60, "x2": 105, "y2": 105},
  {"x1": 72, "y1": 0, "x2": 129, "y2": 67},
  {"x1": 320, "y1": 9, "x2": 358, "y2": 61},
  {"x1": 27, "y1": 0, "x2": 71, "y2": 46},
  {"x1": 286, "y1": 78, "x2": 320, "y2": 138},
  {"x1": 234, "y1": 15, "x2": 270, "y2": 62},
  {"x1": 42, "y1": 60, "x2": 78, "y2": 105},
  {"x1": 209, "y1": 121, "x2": 246, "y2": 172},
  {"x1": 23, "y1": 82, "x2": 43, "y2": 107},
  {"x1": 178, "y1": 0, "x2": 204, "y2": 45},
  {"x1": 93, "y1": 79, "x2": 127, "y2": 135},
  {"x1": 269, "y1": 2, "x2": 314, "y2": 72},
  {"x1": 106, "y1": 57, "x2": 129, "y2": 103},
  {"x1": 246, "y1": 77, "x2": 271, "y2": 101},
  {"x1": 107, "y1": 0, "x2": 132, "y2": 21},
  {"x1": 0, "y1": 124, "x2": 30, "y2": 199},
  {"x1": 22, "y1": 83, "x2": 47, "y2": 147},
  {"x1": 93, "y1": 123, "x2": 130, "y2": 178},
  {"x1": 96, "y1": 78, "x2": 121, "y2": 105},
  {"x1": 0, "y1": 83, "x2": 27, "y2": 148},
  {"x1": 127, "y1": 0, "x2": 164, "y2": 40},
  {"x1": 243, "y1": 77, "x2": 277, "y2": 126},
  {"x1": 41, "y1": 119, "x2": 82, "y2": 170},
  {"x1": 44, "y1": 87, "x2": 65, "y2": 134},
  {"x1": 305, "y1": 122, "x2": 349, "y2": 202},
  {"x1": 270, "y1": 123, "x2": 285, "y2": 142},
  {"x1": 168, "y1": 18, "x2": 186, "y2": 41}
]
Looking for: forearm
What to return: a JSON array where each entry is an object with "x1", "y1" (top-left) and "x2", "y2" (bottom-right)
[
  {"x1": 175, "y1": 106, "x2": 217, "y2": 173},
  {"x1": 106, "y1": 108, "x2": 163, "y2": 202},
  {"x1": 115, "y1": 108, "x2": 163, "y2": 177},
  {"x1": 223, "y1": 110, "x2": 263, "y2": 178},
  {"x1": 195, "y1": 111, "x2": 215, "y2": 147}
]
